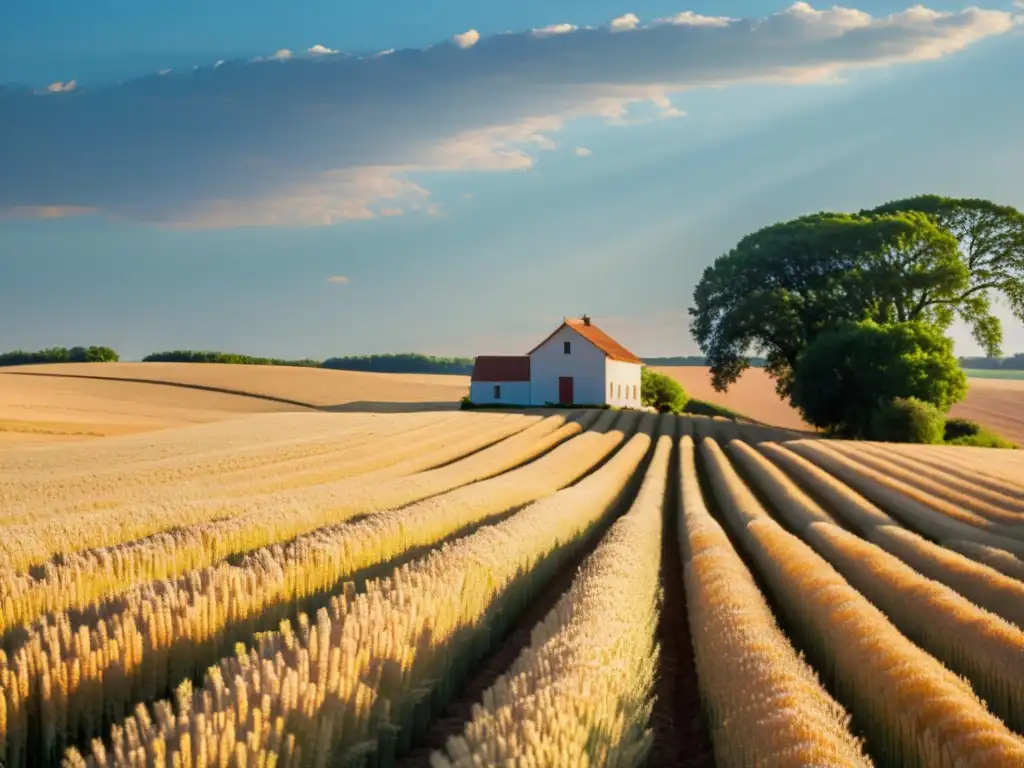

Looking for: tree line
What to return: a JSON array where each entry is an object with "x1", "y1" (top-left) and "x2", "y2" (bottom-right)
[
  {"x1": 0, "y1": 346, "x2": 119, "y2": 366},
  {"x1": 690, "y1": 193, "x2": 1024, "y2": 446}
]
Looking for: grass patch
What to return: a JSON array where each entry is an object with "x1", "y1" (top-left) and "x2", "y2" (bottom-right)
[
  {"x1": 682, "y1": 398, "x2": 752, "y2": 422},
  {"x1": 945, "y1": 431, "x2": 1017, "y2": 449}
]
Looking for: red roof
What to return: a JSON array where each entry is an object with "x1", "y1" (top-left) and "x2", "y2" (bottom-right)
[
  {"x1": 471, "y1": 356, "x2": 531, "y2": 382},
  {"x1": 527, "y1": 318, "x2": 643, "y2": 364}
]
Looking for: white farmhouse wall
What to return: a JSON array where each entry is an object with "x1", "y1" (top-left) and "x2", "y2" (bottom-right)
[
  {"x1": 529, "y1": 325, "x2": 607, "y2": 406},
  {"x1": 470, "y1": 381, "x2": 531, "y2": 405},
  {"x1": 604, "y1": 359, "x2": 643, "y2": 409}
]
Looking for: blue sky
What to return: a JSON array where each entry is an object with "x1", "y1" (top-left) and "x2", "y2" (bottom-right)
[{"x1": 2, "y1": 1, "x2": 1023, "y2": 360}]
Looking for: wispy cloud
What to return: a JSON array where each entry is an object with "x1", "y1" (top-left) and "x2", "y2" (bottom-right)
[
  {"x1": 326, "y1": 275, "x2": 350, "y2": 284},
  {"x1": 531, "y1": 23, "x2": 578, "y2": 37},
  {"x1": 0, "y1": 4, "x2": 1015, "y2": 228},
  {"x1": 574, "y1": 147, "x2": 593, "y2": 157}
]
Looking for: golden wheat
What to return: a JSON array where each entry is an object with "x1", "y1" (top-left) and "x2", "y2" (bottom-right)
[
  {"x1": 726, "y1": 440, "x2": 1024, "y2": 730},
  {"x1": 434, "y1": 430, "x2": 673, "y2": 767},
  {"x1": 702, "y1": 437, "x2": 1024, "y2": 766},
  {"x1": 65, "y1": 415, "x2": 659, "y2": 767},
  {"x1": 0, "y1": 412, "x2": 538, "y2": 571},
  {"x1": 824, "y1": 441, "x2": 1024, "y2": 525},
  {"x1": 0, "y1": 412, "x2": 590, "y2": 637},
  {"x1": 0, "y1": 410, "x2": 632, "y2": 764},
  {"x1": 752, "y1": 441, "x2": 1024, "y2": 630},
  {"x1": 679, "y1": 437, "x2": 870, "y2": 768},
  {"x1": 850, "y1": 442, "x2": 1024, "y2": 513},
  {"x1": 944, "y1": 540, "x2": 1024, "y2": 582},
  {"x1": 784, "y1": 440, "x2": 1024, "y2": 556},
  {"x1": 0, "y1": 410, "x2": 457, "y2": 517}
]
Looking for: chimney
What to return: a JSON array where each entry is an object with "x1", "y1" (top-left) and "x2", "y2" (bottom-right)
[{"x1": 582, "y1": 314, "x2": 591, "y2": 326}]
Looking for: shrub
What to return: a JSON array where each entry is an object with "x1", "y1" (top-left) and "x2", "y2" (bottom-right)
[
  {"x1": 943, "y1": 418, "x2": 981, "y2": 441},
  {"x1": 640, "y1": 367, "x2": 688, "y2": 413},
  {"x1": 791, "y1": 320, "x2": 967, "y2": 437},
  {"x1": 683, "y1": 399, "x2": 747, "y2": 421},
  {"x1": 870, "y1": 398, "x2": 946, "y2": 444}
]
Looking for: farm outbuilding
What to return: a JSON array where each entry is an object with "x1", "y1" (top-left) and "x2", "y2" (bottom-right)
[{"x1": 469, "y1": 315, "x2": 643, "y2": 407}]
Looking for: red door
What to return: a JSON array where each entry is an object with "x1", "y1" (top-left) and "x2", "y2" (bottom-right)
[{"x1": 558, "y1": 376, "x2": 574, "y2": 405}]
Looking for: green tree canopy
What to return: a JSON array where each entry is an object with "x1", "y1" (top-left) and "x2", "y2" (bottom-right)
[
  {"x1": 865, "y1": 195, "x2": 1024, "y2": 357},
  {"x1": 790, "y1": 320, "x2": 967, "y2": 438},
  {"x1": 690, "y1": 210, "x2": 967, "y2": 398}
]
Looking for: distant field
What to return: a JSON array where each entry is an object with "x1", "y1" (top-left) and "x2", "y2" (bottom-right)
[
  {"x1": 0, "y1": 362, "x2": 469, "y2": 445},
  {"x1": 657, "y1": 365, "x2": 1024, "y2": 446},
  {"x1": 963, "y1": 368, "x2": 1024, "y2": 380}
]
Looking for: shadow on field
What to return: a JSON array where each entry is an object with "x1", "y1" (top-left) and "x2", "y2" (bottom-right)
[{"x1": 322, "y1": 400, "x2": 462, "y2": 413}]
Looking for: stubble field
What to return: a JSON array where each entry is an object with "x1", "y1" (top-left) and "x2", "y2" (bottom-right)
[
  {"x1": 1, "y1": 367, "x2": 1024, "y2": 766},
  {"x1": 656, "y1": 366, "x2": 1024, "y2": 445}
]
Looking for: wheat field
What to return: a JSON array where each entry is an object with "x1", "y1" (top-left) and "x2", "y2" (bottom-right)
[{"x1": 2, "y1": 389, "x2": 1024, "y2": 766}]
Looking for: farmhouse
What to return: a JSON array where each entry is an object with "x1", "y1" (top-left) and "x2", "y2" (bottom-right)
[{"x1": 470, "y1": 315, "x2": 643, "y2": 407}]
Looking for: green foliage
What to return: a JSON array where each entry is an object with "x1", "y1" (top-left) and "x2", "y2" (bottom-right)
[
  {"x1": 142, "y1": 350, "x2": 321, "y2": 366},
  {"x1": 690, "y1": 210, "x2": 966, "y2": 399},
  {"x1": 681, "y1": 399, "x2": 746, "y2": 421},
  {"x1": 322, "y1": 353, "x2": 473, "y2": 374},
  {"x1": 790, "y1": 320, "x2": 967, "y2": 438},
  {"x1": 0, "y1": 346, "x2": 120, "y2": 366},
  {"x1": 640, "y1": 367, "x2": 688, "y2": 414},
  {"x1": 943, "y1": 418, "x2": 981, "y2": 441},
  {"x1": 946, "y1": 430, "x2": 1017, "y2": 449},
  {"x1": 639, "y1": 356, "x2": 767, "y2": 367},
  {"x1": 958, "y1": 353, "x2": 1024, "y2": 371},
  {"x1": 866, "y1": 195, "x2": 1024, "y2": 357},
  {"x1": 870, "y1": 397, "x2": 947, "y2": 444}
]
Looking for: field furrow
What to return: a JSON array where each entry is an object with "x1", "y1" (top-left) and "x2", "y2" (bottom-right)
[
  {"x1": 785, "y1": 440, "x2": 1024, "y2": 555},
  {"x1": 727, "y1": 440, "x2": 1024, "y2": 731},
  {"x1": 701, "y1": 437, "x2": 1024, "y2": 766},
  {"x1": 433, "y1": 430, "x2": 672, "y2": 767},
  {"x1": 751, "y1": 441, "x2": 1024, "y2": 628},
  {"x1": 678, "y1": 436, "x2": 870, "y2": 767},
  {"x1": 63, "y1": 416, "x2": 659, "y2": 767}
]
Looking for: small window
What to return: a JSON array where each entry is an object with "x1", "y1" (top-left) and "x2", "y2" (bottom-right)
[
  {"x1": 493, "y1": 384, "x2": 501, "y2": 399},
  {"x1": 609, "y1": 382, "x2": 614, "y2": 398},
  {"x1": 617, "y1": 384, "x2": 622, "y2": 399},
  {"x1": 632, "y1": 385, "x2": 637, "y2": 400},
  {"x1": 563, "y1": 341, "x2": 571, "y2": 354}
]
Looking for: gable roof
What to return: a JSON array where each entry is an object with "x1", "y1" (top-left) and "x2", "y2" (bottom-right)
[
  {"x1": 527, "y1": 318, "x2": 644, "y2": 364},
  {"x1": 471, "y1": 355, "x2": 531, "y2": 382}
]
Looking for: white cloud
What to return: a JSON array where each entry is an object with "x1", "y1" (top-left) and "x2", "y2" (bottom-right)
[
  {"x1": 157, "y1": 69, "x2": 172, "y2": 76},
  {"x1": 2, "y1": 4, "x2": 1016, "y2": 228},
  {"x1": 655, "y1": 11, "x2": 734, "y2": 28},
  {"x1": 531, "y1": 23, "x2": 578, "y2": 37},
  {"x1": 326, "y1": 275, "x2": 350, "y2": 284},
  {"x1": 452, "y1": 29, "x2": 481, "y2": 49},
  {"x1": 609, "y1": 13, "x2": 641, "y2": 32},
  {"x1": 1014, "y1": 0, "x2": 1023, "y2": 9},
  {"x1": 574, "y1": 147, "x2": 592, "y2": 157},
  {"x1": 214, "y1": 60, "x2": 226, "y2": 68},
  {"x1": 307, "y1": 44, "x2": 338, "y2": 56},
  {"x1": 44, "y1": 80, "x2": 76, "y2": 93}
]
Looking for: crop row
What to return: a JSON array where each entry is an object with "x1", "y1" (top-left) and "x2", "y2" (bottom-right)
[
  {"x1": 0, "y1": 412, "x2": 579, "y2": 628},
  {"x1": 0, "y1": 412, "x2": 541, "y2": 571},
  {"x1": 702, "y1": 437, "x2": 1024, "y2": 765},
  {"x1": 435, "y1": 431, "x2": 672, "y2": 766},
  {"x1": 62, "y1": 416, "x2": 660, "y2": 766},
  {"x1": 0, "y1": 410, "x2": 635, "y2": 764},
  {"x1": 0, "y1": 411, "x2": 472, "y2": 522}
]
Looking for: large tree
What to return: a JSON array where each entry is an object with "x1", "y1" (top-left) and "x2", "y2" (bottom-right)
[
  {"x1": 865, "y1": 195, "x2": 1024, "y2": 357},
  {"x1": 689, "y1": 210, "x2": 969, "y2": 398}
]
